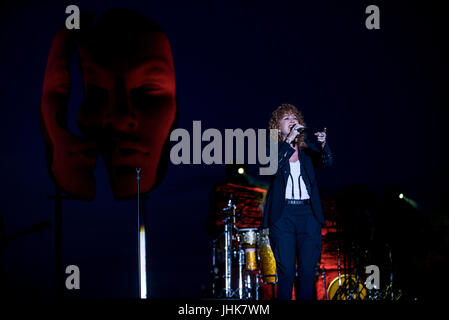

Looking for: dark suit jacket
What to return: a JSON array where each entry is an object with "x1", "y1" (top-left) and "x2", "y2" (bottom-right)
[{"x1": 262, "y1": 140, "x2": 333, "y2": 228}]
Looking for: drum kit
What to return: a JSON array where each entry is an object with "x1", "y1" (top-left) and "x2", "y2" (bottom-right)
[
  {"x1": 209, "y1": 197, "x2": 403, "y2": 300},
  {"x1": 209, "y1": 199, "x2": 277, "y2": 300},
  {"x1": 318, "y1": 231, "x2": 402, "y2": 301}
]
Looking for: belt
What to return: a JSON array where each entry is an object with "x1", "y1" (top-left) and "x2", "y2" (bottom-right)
[{"x1": 285, "y1": 198, "x2": 311, "y2": 206}]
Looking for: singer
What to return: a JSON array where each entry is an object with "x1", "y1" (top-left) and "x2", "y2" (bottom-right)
[{"x1": 262, "y1": 103, "x2": 333, "y2": 300}]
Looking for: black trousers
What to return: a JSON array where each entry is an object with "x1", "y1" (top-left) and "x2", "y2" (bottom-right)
[{"x1": 269, "y1": 202, "x2": 322, "y2": 300}]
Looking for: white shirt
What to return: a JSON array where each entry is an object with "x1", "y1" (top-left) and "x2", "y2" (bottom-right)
[{"x1": 285, "y1": 160, "x2": 310, "y2": 200}]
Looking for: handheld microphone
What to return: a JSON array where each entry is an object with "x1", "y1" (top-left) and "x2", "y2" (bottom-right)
[{"x1": 295, "y1": 127, "x2": 306, "y2": 134}]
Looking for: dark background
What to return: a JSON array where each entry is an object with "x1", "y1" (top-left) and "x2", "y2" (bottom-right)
[{"x1": 0, "y1": 0, "x2": 448, "y2": 299}]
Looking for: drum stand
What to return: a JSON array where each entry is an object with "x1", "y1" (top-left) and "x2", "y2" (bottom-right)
[
  {"x1": 255, "y1": 273, "x2": 261, "y2": 300},
  {"x1": 321, "y1": 266, "x2": 327, "y2": 300},
  {"x1": 381, "y1": 243, "x2": 396, "y2": 300},
  {"x1": 333, "y1": 241, "x2": 358, "y2": 300},
  {"x1": 238, "y1": 244, "x2": 244, "y2": 299},
  {"x1": 237, "y1": 244, "x2": 260, "y2": 300},
  {"x1": 211, "y1": 200, "x2": 266, "y2": 300},
  {"x1": 243, "y1": 272, "x2": 249, "y2": 299},
  {"x1": 243, "y1": 270, "x2": 258, "y2": 300}
]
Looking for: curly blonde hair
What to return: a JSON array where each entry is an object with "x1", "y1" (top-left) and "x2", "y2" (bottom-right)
[{"x1": 268, "y1": 103, "x2": 307, "y2": 147}]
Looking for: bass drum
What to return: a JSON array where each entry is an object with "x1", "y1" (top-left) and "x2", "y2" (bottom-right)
[{"x1": 327, "y1": 274, "x2": 367, "y2": 300}]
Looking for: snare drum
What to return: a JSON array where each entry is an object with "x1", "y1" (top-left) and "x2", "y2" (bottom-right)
[{"x1": 239, "y1": 228, "x2": 258, "y2": 246}]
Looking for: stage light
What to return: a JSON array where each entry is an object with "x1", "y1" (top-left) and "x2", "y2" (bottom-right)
[
  {"x1": 398, "y1": 193, "x2": 418, "y2": 209},
  {"x1": 238, "y1": 167, "x2": 245, "y2": 175},
  {"x1": 404, "y1": 197, "x2": 418, "y2": 209}
]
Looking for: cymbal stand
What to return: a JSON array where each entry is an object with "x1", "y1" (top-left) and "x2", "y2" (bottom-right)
[
  {"x1": 334, "y1": 240, "x2": 356, "y2": 300},
  {"x1": 210, "y1": 238, "x2": 218, "y2": 297},
  {"x1": 390, "y1": 245, "x2": 394, "y2": 300},
  {"x1": 337, "y1": 245, "x2": 342, "y2": 300},
  {"x1": 387, "y1": 243, "x2": 394, "y2": 300},
  {"x1": 222, "y1": 199, "x2": 236, "y2": 298},
  {"x1": 353, "y1": 243, "x2": 361, "y2": 300},
  {"x1": 355, "y1": 265, "x2": 361, "y2": 299}
]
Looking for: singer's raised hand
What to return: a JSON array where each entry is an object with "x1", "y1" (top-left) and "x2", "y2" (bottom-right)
[{"x1": 314, "y1": 127, "x2": 327, "y2": 148}]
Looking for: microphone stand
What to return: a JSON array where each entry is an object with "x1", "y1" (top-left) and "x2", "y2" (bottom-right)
[{"x1": 136, "y1": 168, "x2": 147, "y2": 299}]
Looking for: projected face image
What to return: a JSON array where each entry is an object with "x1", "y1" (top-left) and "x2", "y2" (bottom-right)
[{"x1": 40, "y1": 9, "x2": 177, "y2": 200}]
